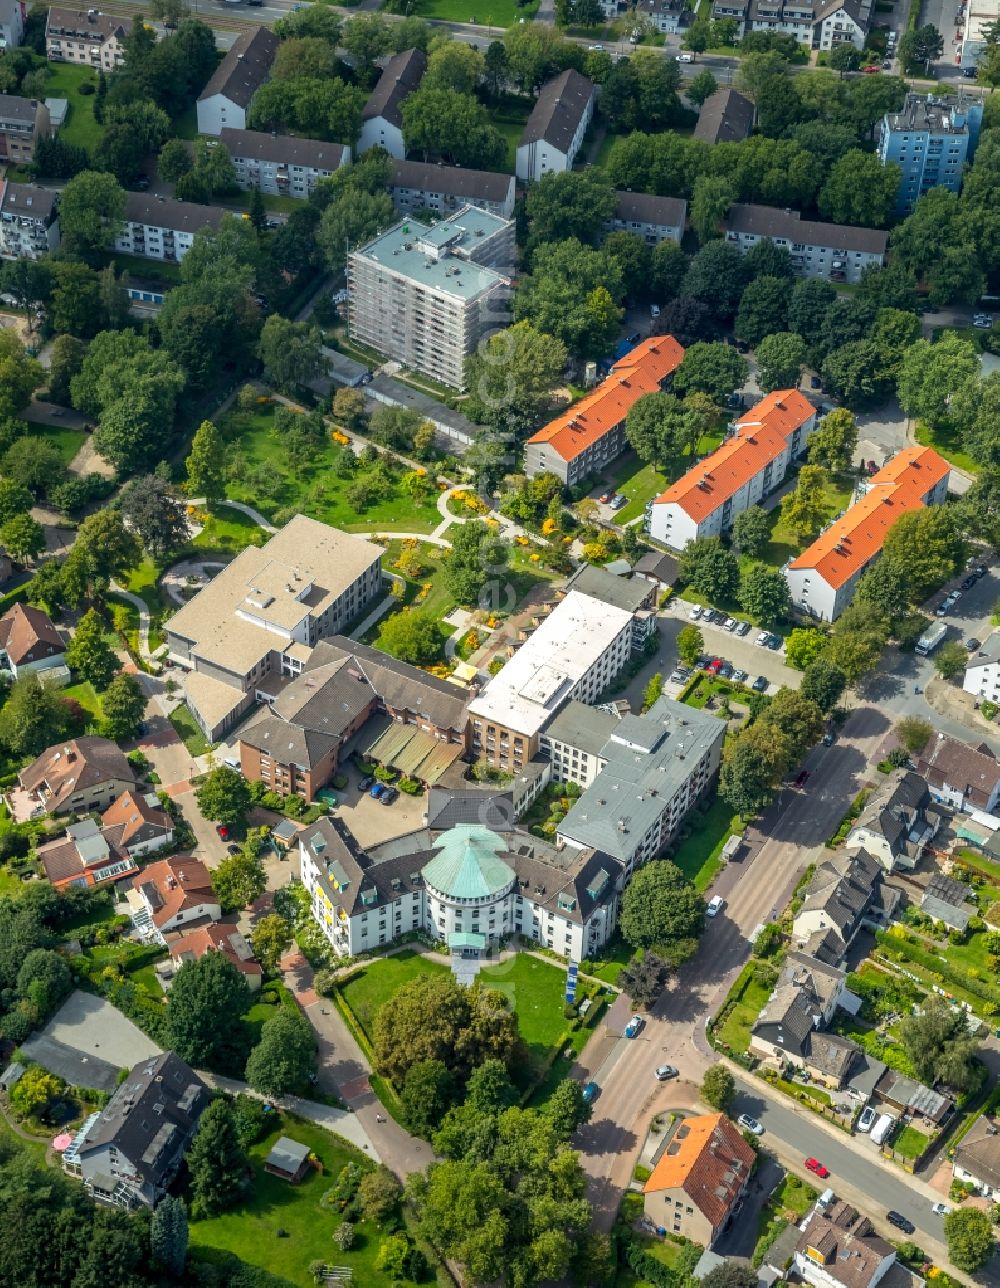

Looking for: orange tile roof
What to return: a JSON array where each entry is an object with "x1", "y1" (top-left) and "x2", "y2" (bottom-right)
[
  {"x1": 788, "y1": 445, "x2": 950, "y2": 591},
  {"x1": 643, "y1": 1112, "x2": 755, "y2": 1229},
  {"x1": 134, "y1": 855, "x2": 216, "y2": 929},
  {"x1": 527, "y1": 335, "x2": 684, "y2": 463},
  {"x1": 654, "y1": 389, "x2": 815, "y2": 523},
  {"x1": 170, "y1": 924, "x2": 262, "y2": 978}
]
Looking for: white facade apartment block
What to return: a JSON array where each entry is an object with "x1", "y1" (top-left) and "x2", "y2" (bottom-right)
[
  {"x1": 220, "y1": 129, "x2": 349, "y2": 199},
  {"x1": 516, "y1": 69, "x2": 595, "y2": 185},
  {"x1": 749, "y1": 0, "x2": 815, "y2": 42},
  {"x1": 45, "y1": 7, "x2": 129, "y2": 70},
  {"x1": 0, "y1": 184, "x2": 59, "y2": 260},
  {"x1": 347, "y1": 206, "x2": 513, "y2": 390},
  {"x1": 724, "y1": 204, "x2": 887, "y2": 285},
  {"x1": 114, "y1": 197, "x2": 228, "y2": 264},
  {"x1": 815, "y1": 1, "x2": 868, "y2": 50},
  {"x1": 196, "y1": 27, "x2": 278, "y2": 137}
]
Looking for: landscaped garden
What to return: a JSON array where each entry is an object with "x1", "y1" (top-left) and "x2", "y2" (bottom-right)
[
  {"x1": 752, "y1": 1174, "x2": 818, "y2": 1267},
  {"x1": 761, "y1": 471, "x2": 855, "y2": 567},
  {"x1": 189, "y1": 1112, "x2": 446, "y2": 1288},
  {"x1": 39, "y1": 62, "x2": 103, "y2": 152},
  {"x1": 168, "y1": 703, "x2": 211, "y2": 757},
  {"x1": 668, "y1": 796, "x2": 743, "y2": 893},
  {"x1": 22, "y1": 421, "x2": 88, "y2": 466},
  {"x1": 712, "y1": 959, "x2": 779, "y2": 1058},
  {"x1": 220, "y1": 403, "x2": 443, "y2": 535}
]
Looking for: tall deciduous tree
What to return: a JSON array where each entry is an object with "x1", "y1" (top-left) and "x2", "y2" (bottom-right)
[
  {"x1": 779, "y1": 465, "x2": 828, "y2": 540},
  {"x1": 738, "y1": 563, "x2": 791, "y2": 622},
  {"x1": 185, "y1": 419, "x2": 226, "y2": 500},
  {"x1": 167, "y1": 952, "x2": 252, "y2": 1071},
  {"x1": 245, "y1": 1007, "x2": 317, "y2": 1096},
  {"x1": 619, "y1": 860, "x2": 704, "y2": 963},
  {"x1": 897, "y1": 333, "x2": 980, "y2": 429},
  {"x1": 101, "y1": 673, "x2": 146, "y2": 741},
  {"x1": 65, "y1": 609, "x2": 119, "y2": 690},
  {"x1": 730, "y1": 506, "x2": 771, "y2": 559},
  {"x1": 57, "y1": 170, "x2": 126, "y2": 261},
  {"x1": 673, "y1": 342, "x2": 748, "y2": 402},
  {"x1": 808, "y1": 408, "x2": 858, "y2": 473},
  {"x1": 464, "y1": 322, "x2": 567, "y2": 436},
  {"x1": 755, "y1": 331, "x2": 807, "y2": 394},
  {"x1": 195, "y1": 765, "x2": 252, "y2": 828},
  {"x1": 701, "y1": 1064, "x2": 735, "y2": 1111},
  {"x1": 118, "y1": 475, "x2": 189, "y2": 559},
  {"x1": 679, "y1": 537, "x2": 741, "y2": 602}
]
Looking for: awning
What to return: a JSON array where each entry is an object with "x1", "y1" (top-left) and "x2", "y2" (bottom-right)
[
  {"x1": 448, "y1": 931, "x2": 486, "y2": 949},
  {"x1": 363, "y1": 722, "x2": 464, "y2": 785}
]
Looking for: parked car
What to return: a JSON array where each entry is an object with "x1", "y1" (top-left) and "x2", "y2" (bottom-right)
[
  {"x1": 370, "y1": 782, "x2": 386, "y2": 799},
  {"x1": 677, "y1": 51, "x2": 694, "y2": 61},
  {"x1": 976, "y1": 565, "x2": 988, "y2": 578},
  {"x1": 863, "y1": 63, "x2": 882, "y2": 72},
  {"x1": 857, "y1": 1106, "x2": 877, "y2": 1133},
  {"x1": 706, "y1": 895, "x2": 725, "y2": 917},
  {"x1": 755, "y1": 631, "x2": 771, "y2": 646},
  {"x1": 765, "y1": 634, "x2": 782, "y2": 650},
  {"x1": 610, "y1": 494, "x2": 628, "y2": 511},
  {"x1": 380, "y1": 787, "x2": 398, "y2": 805},
  {"x1": 805, "y1": 1157, "x2": 830, "y2": 1178},
  {"x1": 738, "y1": 1114, "x2": 763, "y2": 1135},
  {"x1": 973, "y1": 313, "x2": 994, "y2": 329},
  {"x1": 723, "y1": 616, "x2": 738, "y2": 632},
  {"x1": 887, "y1": 1210, "x2": 915, "y2": 1233},
  {"x1": 689, "y1": 605, "x2": 703, "y2": 621},
  {"x1": 582, "y1": 1081, "x2": 599, "y2": 1103},
  {"x1": 650, "y1": 304, "x2": 661, "y2": 319},
  {"x1": 931, "y1": 1202, "x2": 952, "y2": 1216},
  {"x1": 752, "y1": 675, "x2": 769, "y2": 692},
  {"x1": 794, "y1": 769, "x2": 810, "y2": 787},
  {"x1": 962, "y1": 574, "x2": 977, "y2": 589},
  {"x1": 599, "y1": 490, "x2": 614, "y2": 504},
  {"x1": 736, "y1": 621, "x2": 752, "y2": 637},
  {"x1": 719, "y1": 663, "x2": 733, "y2": 679},
  {"x1": 358, "y1": 775, "x2": 375, "y2": 791},
  {"x1": 654, "y1": 1064, "x2": 679, "y2": 1081},
  {"x1": 215, "y1": 824, "x2": 230, "y2": 840},
  {"x1": 967, "y1": 638, "x2": 981, "y2": 651},
  {"x1": 624, "y1": 1014, "x2": 644, "y2": 1038},
  {"x1": 823, "y1": 730, "x2": 835, "y2": 746},
  {"x1": 706, "y1": 658, "x2": 723, "y2": 674},
  {"x1": 733, "y1": 669, "x2": 748, "y2": 683}
]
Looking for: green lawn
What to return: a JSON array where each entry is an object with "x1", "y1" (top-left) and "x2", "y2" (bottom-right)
[
  {"x1": 22, "y1": 422, "x2": 87, "y2": 466},
  {"x1": 191, "y1": 506, "x2": 268, "y2": 559},
  {"x1": 0, "y1": 866, "x2": 26, "y2": 898},
  {"x1": 419, "y1": 0, "x2": 538, "y2": 27},
  {"x1": 892, "y1": 1124, "x2": 930, "y2": 1159},
  {"x1": 122, "y1": 556, "x2": 171, "y2": 651},
  {"x1": 189, "y1": 1113, "x2": 425, "y2": 1288},
  {"x1": 169, "y1": 703, "x2": 211, "y2": 757},
  {"x1": 63, "y1": 680, "x2": 104, "y2": 725},
  {"x1": 762, "y1": 472, "x2": 856, "y2": 567},
  {"x1": 581, "y1": 935, "x2": 633, "y2": 985},
  {"x1": 369, "y1": 539, "x2": 457, "y2": 659},
  {"x1": 222, "y1": 406, "x2": 442, "y2": 535},
  {"x1": 41, "y1": 62, "x2": 103, "y2": 151},
  {"x1": 339, "y1": 949, "x2": 448, "y2": 1042},
  {"x1": 716, "y1": 965, "x2": 775, "y2": 1054},
  {"x1": 914, "y1": 420, "x2": 980, "y2": 477},
  {"x1": 609, "y1": 431, "x2": 726, "y2": 527},
  {"x1": 108, "y1": 254, "x2": 183, "y2": 284},
  {"x1": 669, "y1": 797, "x2": 741, "y2": 893}
]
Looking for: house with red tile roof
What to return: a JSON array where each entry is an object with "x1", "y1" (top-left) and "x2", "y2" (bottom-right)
[
  {"x1": 36, "y1": 790, "x2": 174, "y2": 891},
  {"x1": 785, "y1": 445, "x2": 950, "y2": 622},
  {"x1": 128, "y1": 856, "x2": 220, "y2": 943},
  {"x1": 524, "y1": 336, "x2": 684, "y2": 486},
  {"x1": 649, "y1": 389, "x2": 817, "y2": 550},
  {"x1": 0, "y1": 602, "x2": 65, "y2": 678},
  {"x1": 642, "y1": 1112, "x2": 754, "y2": 1246},
  {"x1": 167, "y1": 924, "x2": 262, "y2": 990}
]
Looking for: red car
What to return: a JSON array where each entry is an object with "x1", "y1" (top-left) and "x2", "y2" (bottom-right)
[
  {"x1": 805, "y1": 1157, "x2": 830, "y2": 1178},
  {"x1": 599, "y1": 490, "x2": 614, "y2": 504},
  {"x1": 216, "y1": 824, "x2": 230, "y2": 840},
  {"x1": 706, "y1": 658, "x2": 723, "y2": 674},
  {"x1": 863, "y1": 63, "x2": 882, "y2": 73}
]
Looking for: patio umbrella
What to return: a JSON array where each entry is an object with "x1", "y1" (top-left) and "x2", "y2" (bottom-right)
[{"x1": 52, "y1": 1133, "x2": 73, "y2": 1152}]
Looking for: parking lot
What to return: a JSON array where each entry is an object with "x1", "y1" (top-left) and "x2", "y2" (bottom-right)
[
  {"x1": 331, "y1": 760, "x2": 428, "y2": 849},
  {"x1": 658, "y1": 602, "x2": 803, "y2": 692}
]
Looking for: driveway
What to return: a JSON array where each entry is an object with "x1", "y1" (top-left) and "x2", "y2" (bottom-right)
[{"x1": 36, "y1": 991, "x2": 160, "y2": 1070}]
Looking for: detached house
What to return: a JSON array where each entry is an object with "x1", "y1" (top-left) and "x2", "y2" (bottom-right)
[
  {"x1": 794, "y1": 1198, "x2": 900, "y2": 1288},
  {"x1": 168, "y1": 924, "x2": 262, "y2": 990},
  {"x1": 0, "y1": 602, "x2": 65, "y2": 678},
  {"x1": 750, "y1": 952, "x2": 852, "y2": 1066},
  {"x1": 693, "y1": 88, "x2": 754, "y2": 145},
  {"x1": 845, "y1": 770, "x2": 941, "y2": 872},
  {"x1": 45, "y1": 7, "x2": 130, "y2": 71},
  {"x1": 516, "y1": 69, "x2": 595, "y2": 184},
  {"x1": 37, "y1": 790, "x2": 173, "y2": 891},
  {"x1": 63, "y1": 1052, "x2": 209, "y2": 1209},
  {"x1": 642, "y1": 1113, "x2": 755, "y2": 1246},
  {"x1": 128, "y1": 856, "x2": 220, "y2": 943},
  {"x1": 953, "y1": 1113, "x2": 1000, "y2": 1199},
  {"x1": 791, "y1": 848, "x2": 900, "y2": 957},
  {"x1": 913, "y1": 729, "x2": 1000, "y2": 814},
  {"x1": 358, "y1": 48, "x2": 426, "y2": 159},
  {"x1": 650, "y1": 390, "x2": 817, "y2": 551},
  {"x1": 525, "y1": 336, "x2": 685, "y2": 486},
  {"x1": 16, "y1": 737, "x2": 138, "y2": 819}
]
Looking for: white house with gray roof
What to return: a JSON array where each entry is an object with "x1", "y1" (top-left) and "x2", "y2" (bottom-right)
[
  {"x1": 0, "y1": 183, "x2": 60, "y2": 260},
  {"x1": 300, "y1": 809, "x2": 621, "y2": 961},
  {"x1": 347, "y1": 206, "x2": 513, "y2": 389},
  {"x1": 220, "y1": 128, "x2": 350, "y2": 198},
  {"x1": 114, "y1": 194, "x2": 230, "y2": 264},
  {"x1": 845, "y1": 769, "x2": 940, "y2": 872},
  {"x1": 358, "y1": 48, "x2": 426, "y2": 159},
  {"x1": 723, "y1": 204, "x2": 888, "y2": 284},
  {"x1": 556, "y1": 695, "x2": 725, "y2": 877},
  {"x1": 516, "y1": 69, "x2": 595, "y2": 184},
  {"x1": 791, "y1": 849, "x2": 900, "y2": 956},
  {"x1": 608, "y1": 191, "x2": 687, "y2": 246},
  {"x1": 196, "y1": 26, "x2": 278, "y2": 136}
]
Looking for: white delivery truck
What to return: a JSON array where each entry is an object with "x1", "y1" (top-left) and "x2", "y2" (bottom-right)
[
  {"x1": 870, "y1": 1113, "x2": 896, "y2": 1146},
  {"x1": 915, "y1": 620, "x2": 948, "y2": 656}
]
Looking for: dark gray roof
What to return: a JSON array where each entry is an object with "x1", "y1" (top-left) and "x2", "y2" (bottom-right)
[
  {"x1": 542, "y1": 699, "x2": 619, "y2": 758},
  {"x1": 124, "y1": 193, "x2": 229, "y2": 236},
  {"x1": 801, "y1": 926, "x2": 847, "y2": 966},
  {"x1": 362, "y1": 48, "x2": 426, "y2": 127},
  {"x1": 519, "y1": 69, "x2": 594, "y2": 152},
  {"x1": 198, "y1": 26, "x2": 278, "y2": 109},
  {"x1": 924, "y1": 871, "x2": 973, "y2": 911},
  {"x1": 875, "y1": 1069, "x2": 952, "y2": 1123},
  {"x1": 390, "y1": 159, "x2": 514, "y2": 204},
  {"x1": 725, "y1": 203, "x2": 889, "y2": 256},
  {"x1": 569, "y1": 564, "x2": 655, "y2": 615},
  {"x1": 693, "y1": 88, "x2": 754, "y2": 145},
  {"x1": 0, "y1": 94, "x2": 41, "y2": 124},
  {"x1": 921, "y1": 872, "x2": 974, "y2": 930},
  {"x1": 0, "y1": 182, "x2": 57, "y2": 220},
  {"x1": 301, "y1": 815, "x2": 374, "y2": 918},
  {"x1": 633, "y1": 551, "x2": 679, "y2": 586},
  {"x1": 310, "y1": 637, "x2": 469, "y2": 733},
  {"x1": 797, "y1": 849, "x2": 886, "y2": 938},
  {"x1": 954, "y1": 1116, "x2": 1000, "y2": 1191},
  {"x1": 613, "y1": 190, "x2": 687, "y2": 231},
  {"x1": 854, "y1": 770, "x2": 935, "y2": 859},
  {"x1": 366, "y1": 371, "x2": 478, "y2": 444},
  {"x1": 847, "y1": 1050, "x2": 887, "y2": 1099},
  {"x1": 77, "y1": 1052, "x2": 209, "y2": 1182},
  {"x1": 426, "y1": 786, "x2": 517, "y2": 832},
  {"x1": 752, "y1": 983, "x2": 817, "y2": 1057},
  {"x1": 220, "y1": 128, "x2": 348, "y2": 172},
  {"x1": 806, "y1": 1031, "x2": 859, "y2": 1081}
]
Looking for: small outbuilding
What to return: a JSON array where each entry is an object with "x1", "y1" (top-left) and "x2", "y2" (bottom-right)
[
  {"x1": 265, "y1": 1136, "x2": 312, "y2": 1183},
  {"x1": 0, "y1": 1061, "x2": 25, "y2": 1093}
]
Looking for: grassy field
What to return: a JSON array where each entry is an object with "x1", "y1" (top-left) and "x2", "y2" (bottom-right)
[
  {"x1": 419, "y1": 0, "x2": 538, "y2": 26},
  {"x1": 122, "y1": 556, "x2": 172, "y2": 651},
  {"x1": 192, "y1": 506, "x2": 268, "y2": 560},
  {"x1": 762, "y1": 472, "x2": 855, "y2": 567},
  {"x1": 0, "y1": 866, "x2": 26, "y2": 898},
  {"x1": 169, "y1": 703, "x2": 211, "y2": 757},
  {"x1": 41, "y1": 62, "x2": 103, "y2": 151},
  {"x1": 669, "y1": 796, "x2": 741, "y2": 893},
  {"x1": 222, "y1": 406, "x2": 442, "y2": 535},
  {"x1": 339, "y1": 949, "x2": 448, "y2": 1042},
  {"x1": 189, "y1": 1113, "x2": 438, "y2": 1288},
  {"x1": 108, "y1": 254, "x2": 183, "y2": 284},
  {"x1": 581, "y1": 935, "x2": 632, "y2": 985},
  {"x1": 23, "y1": 422, "x2": 87, "y2": 466},
  {"x1": 63, "y1": 680, "x2": 104, "y2": 725},
  {"x1": 892, "y1": 1123, "x2": 931, "y2": 1159},
  {"x1": 716, "y1": 965, "x2": 775, "y2": 1054},
  {"x1": 914, "y1": 420, "x2": 980, "y2": 476},
  {"x1": 609, "y1": 430, "x2": 726, "y2": 527}
]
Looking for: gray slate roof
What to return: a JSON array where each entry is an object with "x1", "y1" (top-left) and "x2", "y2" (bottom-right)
[
  {"x1": 124, "y1": 193, "x2": 229, "y2": 236},
  {"x1": 77, "y1": 1052, "x2": 209, "y2": 1183},
  {"x1": 390, "y1": 159, "x2": 514, "y2": 204},
  {"x1": 198, "y1": 26, "x2": 278, "y2": 109},
  {"x1": 426, "y1": 785, "x2": 517, "y2": 832},
  {"x1": 220, "y1": 128, "x2": 348, "y2": 172},
  {"x1": 0, "y1": 182, "x2": 57, "y2": 219},
  {"x1": 362, "y1": 48, "x2": 427, "y2": 127},
  {"x1": 614, "y1": 190, "x2": 687, "y2": 231},
  {"x1": 0, "y1": 94, "x2": 41, "y2": 124},
  {"x1": 542, "y1": 699, "x2": 620, "y2": 759},
  {"x1": 568, "y1": 564, "x2": 655, "y2": 615},
  {"x1": 634, "y1": 551, "x2": 680, "y2": 587},
  {"x1": 693, "y1": 88, "x2": 754, "y2": 145},
  {"x1": 852, "y1": 770, "x2": 938, "y2": 861},
  {"x1": 954, "y1": 1115, "x2": 1000, "y2": 1191},
  {"x1": 796, "y1": 849, "x2": 892, "y2": 940},
  {"x1": 724, "y1": 203, "x2": 889, "y2": 256},
  {"x1": 310, "y1": 637, "x2": 470, "y2": 732},
  {"x1": 519, "y1": 69, "x2": 594, "y2": 153}
]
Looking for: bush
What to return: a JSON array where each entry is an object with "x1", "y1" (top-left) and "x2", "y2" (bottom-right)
[{"x1": 78, "y1": 82, "x2": 95, "y2": 95}]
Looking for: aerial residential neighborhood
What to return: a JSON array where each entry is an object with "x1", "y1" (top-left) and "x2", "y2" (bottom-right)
[{"x1": 0, "y1": 1, "x2": 998, "y2": 1287}]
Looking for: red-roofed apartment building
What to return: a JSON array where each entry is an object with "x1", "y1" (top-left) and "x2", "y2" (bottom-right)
[
  {"x1": 642, "y1": 1112, "x2": 755, "y2": 1246},
  {"x1": 524, "y1": 336, "x2": 684, "y2": 486},
  {"x1": 786, "y1": 445, "x2": 950, "y2": 622},
  {"x1": 649, "y1": 389, "x2": 817, "y2": 550}
]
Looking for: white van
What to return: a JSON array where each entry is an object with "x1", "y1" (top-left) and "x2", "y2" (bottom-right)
[
  {"x1": 870, "y1": 1113, "x2": 896, "y2": 1146},
  {"x1": 677, "y1": 52, "x2": 695, "y2": 62}
]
